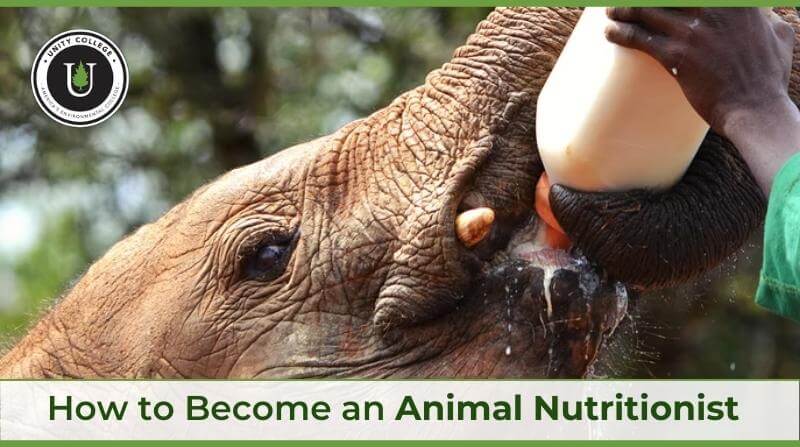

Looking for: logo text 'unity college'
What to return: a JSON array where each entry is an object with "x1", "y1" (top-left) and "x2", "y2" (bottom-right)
[{"x1": 31, "y1": 30, "x2": 129, "y2": 127}]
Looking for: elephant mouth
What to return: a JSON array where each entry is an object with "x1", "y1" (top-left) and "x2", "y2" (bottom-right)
[
  {"x1": 472, "y1": 213, "x2": 631, "y2": 377},
  {"x1": 369, "y1": 148, "x2": 635, "y2": 377},
  {"x1": 372, "y1": 204, "x2": 631, "y2": 377},
  {"x1": 374, "y1": 136, "x2": 631, "y2": 377}
]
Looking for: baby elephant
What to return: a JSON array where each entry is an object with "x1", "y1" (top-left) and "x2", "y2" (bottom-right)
[{"x1": 2, "y1": 7, "x2": 795, "y2": 378}]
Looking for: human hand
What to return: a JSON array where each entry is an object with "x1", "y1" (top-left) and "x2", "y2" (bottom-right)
[{"x1": 605, "y1": 7, "x2": 795, "y2": 134}]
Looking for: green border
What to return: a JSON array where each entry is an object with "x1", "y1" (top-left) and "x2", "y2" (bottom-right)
[
  {"x1": 0, "y1": 0, "x2": 796, "y2": 441},
  {"x1": 0, "y1": 442, "x2": 797, "y2": 446},
  {"x1": 0, "y1": 1, "x2": 796, "y2": 6},
  {"x1": 0, "y1": 443, "x2": 795, "y2": 446}
]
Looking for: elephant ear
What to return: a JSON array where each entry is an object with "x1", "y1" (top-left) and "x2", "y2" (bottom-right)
[
  {"x1": 549, "y1": 133, "x2": 764, "y2": 289},
  {"x1": 548, "y1": 7, "x2": 800, "y2": 290}
]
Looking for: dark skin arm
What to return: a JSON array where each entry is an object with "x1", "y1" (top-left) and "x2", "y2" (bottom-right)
[{"x1": 605, "y1": 7, "x2": 799, "y2": 194}]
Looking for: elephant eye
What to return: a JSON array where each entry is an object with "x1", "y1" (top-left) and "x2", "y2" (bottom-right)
[{"x1": 242, "y1": 231, "x2": 298, "y2": 281}]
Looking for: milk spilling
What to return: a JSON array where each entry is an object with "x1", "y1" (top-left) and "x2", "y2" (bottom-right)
[{"x1": 536, "y1": 7, "x2": 709, "y2": 192}]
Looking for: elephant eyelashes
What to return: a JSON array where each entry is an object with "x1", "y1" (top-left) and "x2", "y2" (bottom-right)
[{"x1": 242, "y1": 231, "x2": 298, "y2": 282}]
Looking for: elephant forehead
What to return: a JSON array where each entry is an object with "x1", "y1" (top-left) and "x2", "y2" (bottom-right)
[
  {"x1": 181, "y1": 140, "x2": 317, "y2": 235},
  {"x1": 309, "y1": 102, "x2": 489, "y2": 203}
]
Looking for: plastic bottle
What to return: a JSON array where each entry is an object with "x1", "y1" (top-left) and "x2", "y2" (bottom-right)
[{"x1": 536, "y1": 7, "x2": 709, "y2": 192}]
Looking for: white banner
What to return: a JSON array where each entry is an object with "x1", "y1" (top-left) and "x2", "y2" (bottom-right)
[{"x1": 0, "y1": 380, "x2": 796, "y2": 440}]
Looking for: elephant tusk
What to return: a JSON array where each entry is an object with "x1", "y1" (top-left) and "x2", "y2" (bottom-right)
[{"x1": 455, "y1": 207, "x2": 495, "y2": 248}]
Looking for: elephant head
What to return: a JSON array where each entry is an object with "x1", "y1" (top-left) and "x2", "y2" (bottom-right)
[{"x1": 1, "y1": 7, "x2": 794, "y2": 378}]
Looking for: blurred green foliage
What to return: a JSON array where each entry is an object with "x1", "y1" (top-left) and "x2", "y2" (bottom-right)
[{"x1": 0, "y1": 7, "x2": 797, "y2": 377}]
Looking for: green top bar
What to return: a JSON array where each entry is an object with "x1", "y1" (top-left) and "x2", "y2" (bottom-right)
[
  {"x1": 0, "y1": 0, "x2": 793, "y2": 6},
  {"x1": 0, "y1": 441, "x2": 798, "y2": 446}
]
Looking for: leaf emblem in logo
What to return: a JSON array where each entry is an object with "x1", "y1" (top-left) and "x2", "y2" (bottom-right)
[{"x1": 71, "y1": 61, "x2": 89, "y2": 91}]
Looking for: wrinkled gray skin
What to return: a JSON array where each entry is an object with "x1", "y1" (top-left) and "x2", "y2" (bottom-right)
[{"x1": 0, "y1": 7, "x2": 785, "y2": 378}]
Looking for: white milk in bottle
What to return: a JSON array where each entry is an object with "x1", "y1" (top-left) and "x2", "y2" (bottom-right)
[{"x1": 536, "y1": 7, "x2": 709, "y2": 192}]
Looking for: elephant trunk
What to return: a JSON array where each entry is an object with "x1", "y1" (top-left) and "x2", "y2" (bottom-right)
[
  {"x1": 433, "y1": 7, "x2": 794, "y2": 290},
  {"x1": 551, "y1": 134, "x2": 766, "y2": 289},
  {"x1": 423, "y1": 8, "x2": 579, "y2": 139},
  {"x1": 549, "y1": 7, "x2": 800, "y2": 289}
]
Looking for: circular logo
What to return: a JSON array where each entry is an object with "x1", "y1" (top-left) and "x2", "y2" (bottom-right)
[{"x1": 31, "y1": 30, "x2": 128, "y2": 127}]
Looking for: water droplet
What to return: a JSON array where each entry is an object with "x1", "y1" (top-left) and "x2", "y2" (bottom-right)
[{"x1": 542, "y1": 266, "x2": 556, "y2": 318}]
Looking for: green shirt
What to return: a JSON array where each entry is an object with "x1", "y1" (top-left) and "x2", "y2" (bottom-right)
[{"x1": 756, "y1": 152, "x2": 800, "y2": 323}]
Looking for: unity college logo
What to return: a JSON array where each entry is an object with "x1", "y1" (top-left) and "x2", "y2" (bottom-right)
[{"x1": 31, "y1": 30, "x2": 129, "y2": 127}]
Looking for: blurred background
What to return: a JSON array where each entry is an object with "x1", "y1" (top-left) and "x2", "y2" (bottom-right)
[{"x1": 0, "y1": 7, "x2": 797, "y2": 378}]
